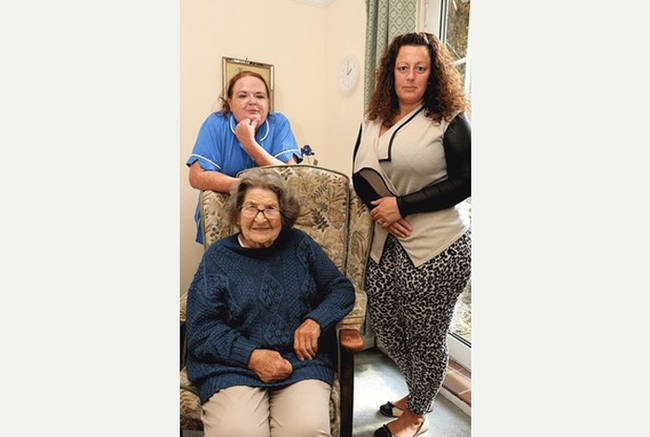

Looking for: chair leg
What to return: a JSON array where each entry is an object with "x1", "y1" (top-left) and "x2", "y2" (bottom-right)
[{"x1": 339, "y1": 345, "x2": 354, "y2": 437}]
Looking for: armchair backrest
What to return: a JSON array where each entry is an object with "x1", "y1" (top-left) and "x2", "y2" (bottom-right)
[
  {"x1": 199, "y1": 164, "x2": 367, "y2": 272},
  {"x1": 198, "y1": 165, "x2": 373, "y2": 334},
  {"x1": 228, "y1": 165, "x2": 351, "y2": 273},
  {"x1": 184, "y1": 165, "x2": 373, "y2": 331}
]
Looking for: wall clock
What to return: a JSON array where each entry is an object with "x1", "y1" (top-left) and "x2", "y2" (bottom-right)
[{"x1": 339, "y1": 56, "x2": 359, "y2": 95}]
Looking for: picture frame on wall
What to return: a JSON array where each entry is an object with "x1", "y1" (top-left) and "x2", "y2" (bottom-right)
[{"x1": 222, "y1": 56, "x2": 275, "y2": 110}]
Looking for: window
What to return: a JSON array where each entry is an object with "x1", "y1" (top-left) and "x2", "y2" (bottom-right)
[
  {"x1": 440, "y1": 0, "x2": 472, "y2": 112},
  {"x1": 422, "y1": 0, "x2": 472, "y2": 115},
  {"x1": 422, "y1": 0, "x2": 472, "y2": 366}
]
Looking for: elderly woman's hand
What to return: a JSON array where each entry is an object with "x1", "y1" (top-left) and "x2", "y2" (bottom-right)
[
  {"x1": 248, "y1": 349, "x2": 293, "y2": 383},
  {"x1": 293, "y1": 319, "x2": 321, "y2": 361}
]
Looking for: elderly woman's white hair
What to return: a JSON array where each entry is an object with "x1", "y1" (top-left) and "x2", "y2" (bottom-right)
[{"x1": 225, "y1": 168, "x2": 301, "y2": 230}]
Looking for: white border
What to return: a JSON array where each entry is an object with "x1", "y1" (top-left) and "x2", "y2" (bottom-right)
[{"x1": 4, "y1": 1, "x2": 179, "y2": 435}]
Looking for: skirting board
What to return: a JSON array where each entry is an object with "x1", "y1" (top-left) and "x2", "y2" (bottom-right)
[{"x1": 439, "y1": 386, "x2": 471, "y2": 416}]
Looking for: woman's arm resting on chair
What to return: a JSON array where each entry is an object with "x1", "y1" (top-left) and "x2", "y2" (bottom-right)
[
  {"x1": 189, "y1": 156, "x2": 296, "y2": 194},
  {"x1": 188, "y1": 161, "x2": 239, "y2": 193}
]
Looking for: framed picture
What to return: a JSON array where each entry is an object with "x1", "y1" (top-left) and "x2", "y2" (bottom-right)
[{"x1": 222, "y1": 57, "x2": 275, "y2": 110}]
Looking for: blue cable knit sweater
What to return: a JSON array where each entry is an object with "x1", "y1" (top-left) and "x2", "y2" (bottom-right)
[{"x1": 186, "y1": 228, "x2": 355, "y2": 404}]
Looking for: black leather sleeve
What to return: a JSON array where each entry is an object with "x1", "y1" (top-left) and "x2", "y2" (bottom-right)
[{"x1": 395, "y1": 112, "x2": 471, "y2": 216}]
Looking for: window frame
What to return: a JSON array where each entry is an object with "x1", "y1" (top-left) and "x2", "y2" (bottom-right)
[{"x1": 419, "y1": 0, "x2": 472, "y2": 370}]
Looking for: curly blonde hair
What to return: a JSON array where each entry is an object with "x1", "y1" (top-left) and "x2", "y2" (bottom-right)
[{"x1": 367, "y1": 32, "x2": 467, "y2": 125}]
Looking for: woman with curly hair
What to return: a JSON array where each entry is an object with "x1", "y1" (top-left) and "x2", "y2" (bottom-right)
[{"x1": 352, "y1": 32, "x2": 471, "y2": 437}]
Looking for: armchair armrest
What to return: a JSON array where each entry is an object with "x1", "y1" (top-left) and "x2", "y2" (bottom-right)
[
  {"x1": 339, "y1": 328, "x2": 364, "y2": 352},
  {"x1": 336, "y1": 283, "x2": 367, "y2": 332}
]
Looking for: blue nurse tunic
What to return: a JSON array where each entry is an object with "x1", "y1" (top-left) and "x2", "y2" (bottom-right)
[{"x1": 187, "y1": 111, "x2": 301, "y2": 243}]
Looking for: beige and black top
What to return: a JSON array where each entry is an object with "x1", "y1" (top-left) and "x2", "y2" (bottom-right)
[{"x1": 352, "y1": 105, "x2": 471, "y2": 267}]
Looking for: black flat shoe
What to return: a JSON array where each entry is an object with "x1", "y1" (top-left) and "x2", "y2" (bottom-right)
[
  {"x1": 374, "y1": 424, "x2": 394, "y2": 437},
  {"x1": 373, "y1": 417, "x2": 429, "y2": 437},
  {"x1": 379, "y1": 401, "x2": 404, "y2": 417}
]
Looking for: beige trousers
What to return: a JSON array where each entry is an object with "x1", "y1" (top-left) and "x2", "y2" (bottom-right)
[{"x1": 201, "y1": 379, "x2": 332, "y2": 437}]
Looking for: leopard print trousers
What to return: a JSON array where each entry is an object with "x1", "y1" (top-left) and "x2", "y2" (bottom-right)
[{"x1": 366, "y1": 230, "x2": 471, "y2": 415}]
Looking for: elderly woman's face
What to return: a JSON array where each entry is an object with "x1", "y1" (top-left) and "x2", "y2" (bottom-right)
[
  {"x1": 228, "y1": 76, "x2": 270, "y2": 127},
  {"x1": 394, "y1": 45, "x2": 431, "y2": 108},
  {"x1": 238, "y1": 187, "x2": 282, "y2": 248}
]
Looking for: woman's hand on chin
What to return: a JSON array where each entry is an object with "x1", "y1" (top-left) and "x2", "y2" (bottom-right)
[{"x1": 234, "y1": 118, "x2": 258, "y2": 149}]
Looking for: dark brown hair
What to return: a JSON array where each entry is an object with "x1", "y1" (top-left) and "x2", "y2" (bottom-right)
[
  {"x1": 220, "y1": 71, "x2": 270, "y2": 113},
  {"x1": 225, "y1": 168, "x2": 300, "y2": 230},
  {"x1": 366, "y1": 32, "x2": 467, "y2": 125}
]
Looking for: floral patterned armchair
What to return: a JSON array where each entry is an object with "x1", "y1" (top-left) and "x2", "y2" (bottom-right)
[{"x1": 180, "y1": 165, "x2": 373, "y2": 437}]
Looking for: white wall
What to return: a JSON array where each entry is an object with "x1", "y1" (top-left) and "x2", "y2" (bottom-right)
[
  {"x1": 322, "y1": 0, "x2": 366, "y2": 176},
  {"x1": 180, "y1": 0, "x2": 366, "y2": 295}
]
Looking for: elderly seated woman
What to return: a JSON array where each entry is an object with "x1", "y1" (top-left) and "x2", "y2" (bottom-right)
[{"x1": 185, "y1": 167, "x2": 356, "y2": 437}]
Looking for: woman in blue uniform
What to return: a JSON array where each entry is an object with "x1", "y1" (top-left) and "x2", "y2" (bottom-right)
[{"x1": 187, "y1": 70, "x2": 301, "y2": 243}]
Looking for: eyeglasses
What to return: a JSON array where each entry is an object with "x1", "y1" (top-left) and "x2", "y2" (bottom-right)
[{"x1": 240, "y1": 204, "x2": 281, "y2": 220}]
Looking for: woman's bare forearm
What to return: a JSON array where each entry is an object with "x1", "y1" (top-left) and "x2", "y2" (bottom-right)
[
  {"x1": 188, "y1": 161, "x2": 238, "y2": 193},
  {"x1": 188, "y1": 153, "x2": 295, "y2": 194},
  {"x1": 242, "y1": 141, "x2": 285, "y2": 166}
]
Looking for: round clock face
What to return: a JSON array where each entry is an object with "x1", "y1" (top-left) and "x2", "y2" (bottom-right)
[{"x1": 339, "y1": 56, "x2": 358, "y2": 95}]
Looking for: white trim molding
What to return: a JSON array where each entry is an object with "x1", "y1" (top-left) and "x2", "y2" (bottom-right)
[
  {"x1": 448, "y1": 332, "x2": 471, "y2": 370},
  {"x1": 420, "y1": 0, "x2": 443, "y2": 37}
]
